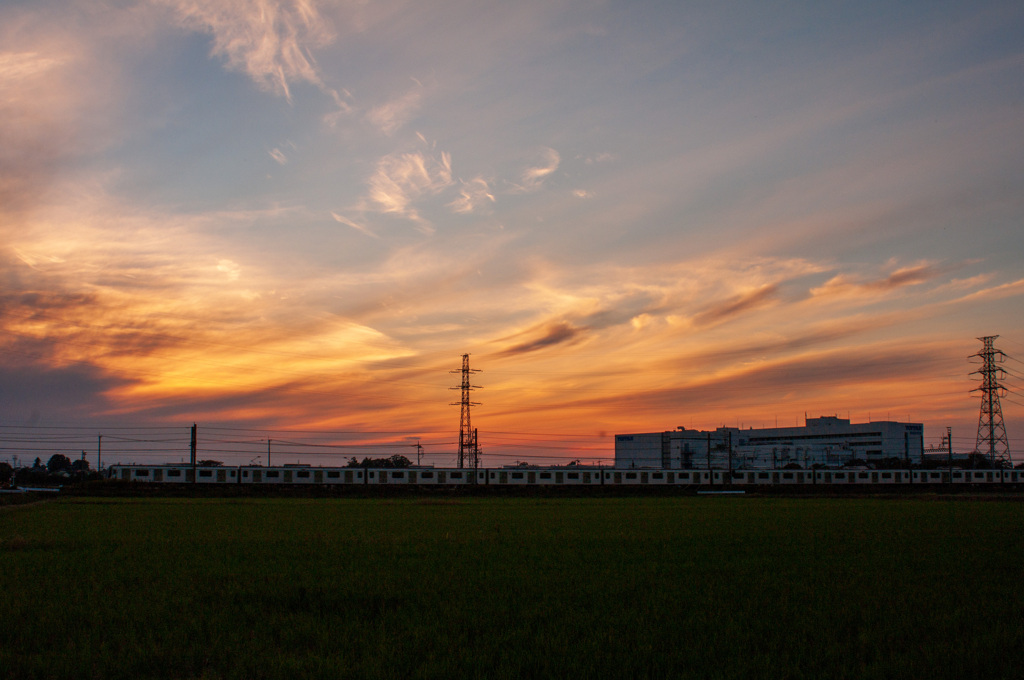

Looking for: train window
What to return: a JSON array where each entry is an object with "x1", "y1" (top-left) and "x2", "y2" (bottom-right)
[
  {"x1": 391, "y1": 472, "x2": 405, "y2": 479},
  {"x1": 758, "y1": 472, "x2": 770, "y2": 479},
  {"x1": 881, "y1": 472, "x2": 892, "y2": 479},
  {"x1": 835, "y1": 473, "x2": 846, "y2": 479},
  {"x1": 858, "y1": 473, "x2": 869, "y2": 479},
  {"x1": 652, "y1": 472, "x2": 664, "y2": 480},
  {"x1": 625, "y1": 472, "x2": 637, "y2": 480},
  {"x1": 782, "y1": 473, "x2": 793, "y2": 480},
  {"x1": 450, "y1": 472, "x2": 463, "y2": 479},
  {"x1": 540, "y1": 472, "x2": 552, "y2": 479},
  {"x1": 679, "y1": 473, "x2": 690, "y2": 480},
  {"x1": 567, "y1": 472, "x2": 579, "y2": 480},
  {"x1": 421, "y1": 471, "x2": 434, "y2": 479},
  {"x1": 296, "y1": 471, "x2": 310, "y2": 479},
  {"x1": 511, "y1": 472, "x2": 524, "y2": 479},
  {"x1": 266, "y1": 471, "x2": 280, "y2": 478},
  {"x1": 327, "y1": 471, "x2": 340, "y2": 478},
  {"x1": 167, "y1": 470, "x2": 181, "y2": 477},
  {"x1": 199, "y1": 470, "x2": 212, "y2": 478},
  {"x1": 135, "y1": 469, "x2": 150, "y2": 477}
]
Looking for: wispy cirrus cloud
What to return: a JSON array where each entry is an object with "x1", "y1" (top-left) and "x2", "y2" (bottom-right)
[
  {"x1": 514, "y1": 147, "x2": 560, "y2": 192},
  {"x1": 495, "y1": 321, "x2": 586, "y2": 357},
  {"x1": 366, "y1": 86, "x2": 422, "y2": 135},
  {"x1": 331, "y1": 211, "x2": 378, "y2": 239},
  {"x1": 364, "y1": 150, "x2": 453, "y2": 232},
  {"x1": 163, "y1": 0, "x2": 335, "y2": 101},
  {"x1": 810, "y1": 262, "x2": 951, "y2": 300},
  {"x1": 447, "y1": 177, "x2": 495, "y2": 214},
  {"x1": 693, "y1": 284, "x2": 780, "y2": 327}
]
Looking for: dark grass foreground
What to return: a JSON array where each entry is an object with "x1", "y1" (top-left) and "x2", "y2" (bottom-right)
[{"x1": 1, "y1": 497, "x2": 1022, "y2": 679}]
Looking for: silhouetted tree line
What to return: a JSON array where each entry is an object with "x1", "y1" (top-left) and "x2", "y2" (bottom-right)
[
  {"x1": 346, "y1": 454, "x2": 412, "y2": 469},
  {"x1": 2, "y1": 454, "x2": 102, "y2": 486}
]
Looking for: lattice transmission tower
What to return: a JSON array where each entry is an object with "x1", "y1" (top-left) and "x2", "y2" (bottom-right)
[
  {"x1": 450, "y1": 354, "x2": 481, "y2": 469},
  {"x1": 971, "y1": 335, "x2": 1010, "y2": 465}
]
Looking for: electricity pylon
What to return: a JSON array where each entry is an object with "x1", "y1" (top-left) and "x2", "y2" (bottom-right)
[
  {"x1": 450, "y1": 354, "x2": 481, "y2": 469},
  {"x1": 971, "y1": 336, "x2": 1010, "y2": 465}
]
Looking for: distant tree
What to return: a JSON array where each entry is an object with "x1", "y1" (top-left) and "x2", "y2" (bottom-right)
[
  {"x1": 70, "y1": 458, "x2": 91, "y2": 473},
  {"x1": 0, "y1": 462, "x2": 13, "y2": 484},
  {"x1": 33, "y1": 457, "x2": 43, "y2": 469},
  {"x1": 352, "y1": 455, "x2": 412, "y2": 468},
  {"x1": 782, "y1": 462, "x2": 803, "y2": 470},
  {"x1": 47, "y1": 454, "x2": 72, "y2": 473},
  {"x1": 196, "y1": 460, "x2": 223, "y2": 466},
  {"x1": 346, "y1": 457, "x2": 360, "y2": 468},
  {"x1": 965, "y1": 453, "x2": 994, "y2": 470}
]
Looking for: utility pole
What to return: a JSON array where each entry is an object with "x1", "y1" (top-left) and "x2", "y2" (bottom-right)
[
  {"x1": 415, "y1": 440, "x2": 423, "y2": 466},
  {"x1": 971, "y1": 336, "x2": 1011, "y2": 465},
  {"x1": 97, "y1": 434, "x2": 102, "y2": 472},
  {"x1": 190, "y1": 423, "x2": 197, "y2": 482},
  {"x1": 450, "y1": 354, "x2": 481, "y2": 469},
  {"x1": 947, "y1": 426, "x2": 953, "y2": 479},
  {"x1": 267, "y1": 438, "x2": 271, "y2": 468},
  {"x1": 727, "y1": 430, "x2": 733, "y2": 479}
]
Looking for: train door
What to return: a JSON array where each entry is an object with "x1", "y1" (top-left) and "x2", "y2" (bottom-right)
[
  {"x1": 284, "y1": 470, "x2": 293, "y2": 484},
  {"x1": 556, "y1": 471, "x2": 564, "y2": 484},
  {"x1": 153, "y1": 469, "x2": 163, "y2": 482},
  {"x1": 315, "y1": 470, "x2": 324, "y2": 483},
  {"x1": 640, "y1": 472, "x2": 648, "y2": 484},
  {"x1": 584, "y1": 471, "x2": 592, "y2": 484},
  {"x1": 438, "y1": 471, "x2": 447, "y2": 484},
  {"x1": 499, "y1": 471, "x2": 508, "y2": 484},
  {"x1": 871, "y1": 472, "x2": 878, "y2": 483},
  {"x1": 253, "y1": 470, "x2": 262, "y2": 483},
  {"x1": 527, "y1": 471, "x2": 536, "y2": 484},
  {"x1": 408, "y1": 471, "x2": 417, "y2": 484}
]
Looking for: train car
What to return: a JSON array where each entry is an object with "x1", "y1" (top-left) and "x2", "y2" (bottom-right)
[
  {"x1": 109, "y1": 464, "x2": 237, "y2": 483},
  {"x1": 487, "y1": 469, "x2": 602, "y2": 485},
  {"x1": 366, "y1": 468, "x2": 482, "y2": 484}
]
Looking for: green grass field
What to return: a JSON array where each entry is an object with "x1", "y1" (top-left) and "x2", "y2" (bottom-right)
[{"x1": 2, "y1": 496, "x2": 1022, "y2": 679}]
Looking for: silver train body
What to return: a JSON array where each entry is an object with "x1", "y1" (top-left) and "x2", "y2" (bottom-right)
[{"x1": 107, "y1": 465, "x2": 1024, "y2": 487}]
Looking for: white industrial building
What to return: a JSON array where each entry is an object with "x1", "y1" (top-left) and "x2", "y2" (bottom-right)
[{"x1": 615, "y1": 416, "x2": 924, "y2": 469}]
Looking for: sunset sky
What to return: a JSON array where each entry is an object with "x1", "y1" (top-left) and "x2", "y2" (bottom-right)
[{"x1": 2, "y1": 0, "x2": 1023, "y2": 466}]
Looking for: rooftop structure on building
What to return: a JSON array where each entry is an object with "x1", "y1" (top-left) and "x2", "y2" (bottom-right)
[{"x1": 614, "y1": 416, "x2": 924, "y2": 470}]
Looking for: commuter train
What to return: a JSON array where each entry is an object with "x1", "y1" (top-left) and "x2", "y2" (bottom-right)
[{"x1": 107, "y1": 464, "x2": 1024, "y2": 487}]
